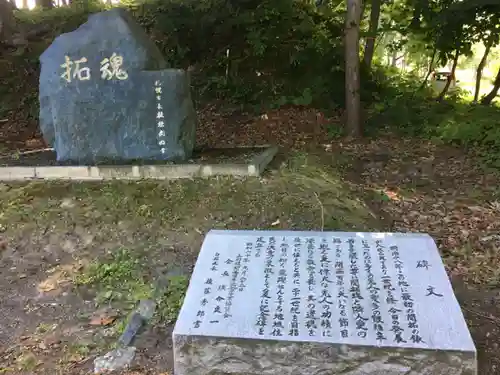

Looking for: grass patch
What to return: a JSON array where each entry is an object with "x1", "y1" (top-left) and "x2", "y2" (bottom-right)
[
  {"x1": 276, "y1": 152, "x2": 379, "y2": 231},
  {"x1": 0, "y1": 152, "x2": 379, "y2": 235},
  {"x1": 155, "y1": 275, "x2": 190, "y2": 324},
  {"x1": 0, "y1": 152, "x2": 380, "y2": 332},
  {"x1": 15, "y1": 353, "x2": 38, "y2": 372},
  {"x1": 35, "y1": 323, "x2": 54, "y2": 335},
  {"x1": 74, "y1": 248, "x2": 190, "y2": 323},
  {"x1": 68, "y1": 342, "x2": 91, "y2": 358},
  {"x1": 74, "y1": 248, "x2": 152, "y2": 307}
]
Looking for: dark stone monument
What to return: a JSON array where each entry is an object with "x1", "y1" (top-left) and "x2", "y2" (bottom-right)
[{"x1": 39, "y1": 8, "x2": 196, "y2": 163}]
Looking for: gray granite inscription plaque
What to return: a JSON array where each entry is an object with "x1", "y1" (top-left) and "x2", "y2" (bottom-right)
[{"x1": 173, "y1": 230, "x2": 477, "y2": 375}]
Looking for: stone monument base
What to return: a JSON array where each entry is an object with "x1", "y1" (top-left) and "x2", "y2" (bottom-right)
[
  {"x1": 172, "y1": 230, "x2": 477, "y2": 375},
  {"x1": 0, "y1": 145, "x2": 278, "y2": 180},
  {"x1": 174, "y1": 335, "x2": 476, "y2": 375}
]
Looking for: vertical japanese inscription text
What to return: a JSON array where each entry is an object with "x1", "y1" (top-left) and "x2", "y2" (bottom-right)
[
  {"x1": 193, "y1": 252, "x2": 220, "y2": 328},
  {"x1": 334, "y1": 238, "x2": 349, "y2": 338},
  {"x1": 288, "y1": 237, "x2": 301, "y2": 337},
  {"x1": 224, "y1": 255, "x2": 242, "y2": 318},
  {"x1": 154, "y1": 80, "x2": 166, "y2": 154},
  {"x1": 362, "y1": 240, "x2": 386, "y2": 342},
  {"x1": 238, "y1": 242, "x2": 253, "y2": 292},
  {"x1": 271, "y1": 238, "x2": 288, "y2": 336},
  {"x1": 305, "y1": 237, "x2": 317, "y2": 336},
  {"x1": 256, "y1": 236, "x2": 275, "y2": 335},
  {"x1": 348, "y1": 238, "x2": 368, "y2": 338},
  {"x1": 390, "y1": 245, "x2": 423, "y2": 344},
  {"x1": 319, "y1": 239, "x2": 333, "y2": 337}
]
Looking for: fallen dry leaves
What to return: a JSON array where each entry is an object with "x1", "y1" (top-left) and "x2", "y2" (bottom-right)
[
  {"x1": 3, "y1": 104, "x2": 499, "y2": 287},
  {"x1": 196, "y1": 103, "x2": 339, "y2": 150},
  {"x1": 0, "y1": 238, "x2": 7, "y2": 251},
  {"x1": 37, "y1": 269, "x2": 72, "y2": 293},
  {"x1": 335, "y1": 136, "x2": 500, "y2": 286},
  {"x1": 89, "y1": 315, "x2": 117, "y2": 326},
  {"x1": 37, "y1": 280, "x2": 57, "y2": 293},
  {"x1": 0, "y1": 59, "x2": 42, "y2": 154},
  {"x1": 0, "y1": 100, "x2": 338, "y2": 157}
]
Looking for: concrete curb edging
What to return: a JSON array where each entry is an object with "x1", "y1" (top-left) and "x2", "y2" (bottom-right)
[
  {"x1": 0, "y1": 145, "x2": 279, "y2": 181},
  {"x1": 249, "y1": 145, "x2": 279, "y2": 176}
]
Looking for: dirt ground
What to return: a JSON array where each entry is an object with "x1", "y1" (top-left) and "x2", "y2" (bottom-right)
[
  {"x1": 337, "y1": 137, "x2": 500, "y2": 375},
  {"x1": 0, "y1": 108, "x2": 499, "y2": 374}
]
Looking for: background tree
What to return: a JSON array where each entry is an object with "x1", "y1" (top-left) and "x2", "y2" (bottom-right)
[
  {"x1": 481, "y1": 67, "x2": 500, "y2": 105},
  {"x1": 437, "y1": 49, "x2": 459, "y2": 101},
  {"x1": 363, "y1": 0, "x2": 382, "y2": 68},
  {"x1": 402, "y1": 0, "x2": 500, "y2": 102},
  {"x1": 474, "y1": 35, "x2": 494, "y2": 102},
  {"x1": 345, "y1": 0, "x2": 363, "y2": 136},
  {"x1": 0, "y1": 0, "x2": 21, "y2": 46}
]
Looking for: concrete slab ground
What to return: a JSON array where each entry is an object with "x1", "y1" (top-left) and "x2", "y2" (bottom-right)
[{"x1": 0, "y1": 145, "x2": 278, "y2": 181}]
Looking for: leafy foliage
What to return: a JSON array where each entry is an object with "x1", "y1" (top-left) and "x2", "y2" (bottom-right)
[
  {"x1": 5, "y1": 0, "x2": 500, "y2": 165},
  {"x1": 12, "y1": 0, "x2": 385, "y2": 110},
  {"x1": 143, "y1": 0, "x2": 349, "y2": 107},
  {"x1": 74, "y1": 247, "x2": 189, "y2": 323},
  {"x1": 367, "y1": 67, "x2": 500, "y2": 165},
  {"x1": 155, "y1": 275, "x2": 189, "y2": 324},
  {"x1": 74, "y1": 247, "x2": 152, "y2": 305},
  {"x1": 434, "y1": 104, "x2": 500, "y2": 166}
]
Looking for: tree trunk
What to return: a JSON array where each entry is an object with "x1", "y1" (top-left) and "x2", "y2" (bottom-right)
[
  {"x1": 345, "y1": 0, "x2": 363, "y2": 137},
  {"x1": 419, "y1": 48, "x2": 436, "y2": 89},
  {"x1": 363, "y1": 0, "x2": 381, "y2": 68},
  {"x1": 0, "y1": 0, "x2": 17, "y2": 43},
  {"x1": 474, "y1": 37, "x2": 494, "y2": 102},
  {"x1": 374, "y1": 31, "x2": 384, "y2": 50},
  {"x1": 481, "y1": 67, "x2": 500, "y2": 105},
  {"x1": 22, "y1": 0, "x2": 28, "y2": 7},
  {"x1": 391, "y1": 50, "x2": 397, "y2": 67},
  {"x1": 437, "y1": 49, "x2": 459, "y2": 101}
]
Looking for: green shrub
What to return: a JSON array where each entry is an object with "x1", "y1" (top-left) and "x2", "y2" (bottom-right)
[
  {"x1": 13, "y1": 0, "x2": 357, "y2": 109},
  {"x1": 142, "y1": 0, "x2": 349, "y2": 107},
  {"x1": 11, "y1": 0, "x2": 500, "y2": 166},
  {"x1": 365, "y1": 68, "x2": 441, "y2": 136},
  {"x1": 434, "y1": 103, "x2": 500, "y2": 166},
  {"x1": 366, "y1": 66, "x2": 500, "y2": 166},
  {"x1": 16, "y1": 4, "x2": 103, "y2": 33}
]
